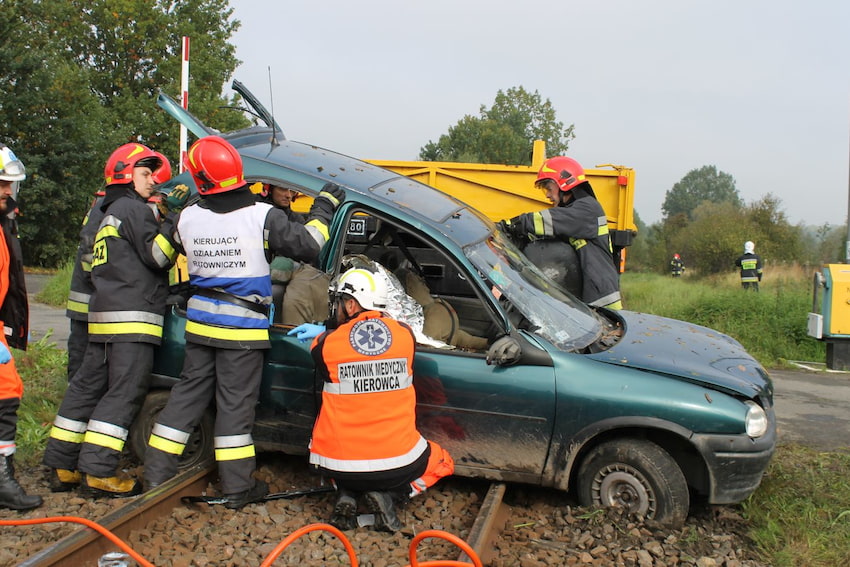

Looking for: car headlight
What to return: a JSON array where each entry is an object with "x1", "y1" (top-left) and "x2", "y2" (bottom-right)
[{"x1": 744, "y1": 401, "x2": 768, "y2": 437}]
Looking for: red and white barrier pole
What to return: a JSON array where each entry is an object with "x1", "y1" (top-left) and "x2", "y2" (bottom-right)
[{"x1": 179, "y1": 36, "x2": 190, "y2": 173}]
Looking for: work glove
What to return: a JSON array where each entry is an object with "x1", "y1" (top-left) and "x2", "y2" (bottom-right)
[
  {"x1": 165, "y1": 182, "x2": 192, "y2": 212},
  {"x1": 495, "y1": 216, "x2": 525, "y2": 242},
  {"x1": 0, "y1": 343, "x2": 11, "y2": 364},
  {"x1": 485, "y1": 334, "x2": 522, "y2": 367},
  {"x1": 287, "y1": 323, "x2": 326, "y2": 343},
  {"x1": 307, "y1": 182, "x2": 345, "y2": 227}
]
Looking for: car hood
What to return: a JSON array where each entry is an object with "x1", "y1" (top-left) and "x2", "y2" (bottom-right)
[{"x1": 586, "y1": 310, "x2": 772, "y2": 399}]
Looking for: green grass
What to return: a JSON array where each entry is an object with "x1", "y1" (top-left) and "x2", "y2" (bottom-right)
[
  {"x1": 742, "y1": 445, "x2": 850, "y2": 566},
  {"x1": 621, "y1": 272, "x2": 825, "y2": 368},
  {"x1": 14, "y1": 336, "x2": 68, "y2": 466},
  {"x1": 33, "y1": 261, "x2": 73, "y2": 307}
]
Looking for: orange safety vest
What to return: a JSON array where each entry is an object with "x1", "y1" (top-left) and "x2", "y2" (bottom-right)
[
  {"x1": 310, "y1": 310, "x2": 425, "y2": 473},
  {"x1": 0, "y1": 229, "x2": 22, "y2": 400}
]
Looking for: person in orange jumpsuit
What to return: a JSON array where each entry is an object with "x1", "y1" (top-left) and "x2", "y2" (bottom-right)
[
  {"x1": 0, "y1": 144, "x2": 42, "y2": 510},
  {"x1": 289, "y1": 267, "x2": 454, "y2": 531}
]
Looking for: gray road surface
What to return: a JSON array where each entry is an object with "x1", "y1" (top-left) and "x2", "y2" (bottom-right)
[{"x1": 22, "y1": 274, "x2": 850, "y2": 451}]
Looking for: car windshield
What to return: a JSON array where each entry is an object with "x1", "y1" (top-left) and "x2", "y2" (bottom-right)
[{"x1": 465, "y1": 232, "x2": 602, "y2": 351}]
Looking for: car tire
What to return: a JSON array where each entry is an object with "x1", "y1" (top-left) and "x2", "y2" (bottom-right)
[
  {"x1": 577, "y1": 439, "x2": 689, "y2": 527},
  {"x1": 129, "y1": 389, "x2": 215, "y2": 470}
]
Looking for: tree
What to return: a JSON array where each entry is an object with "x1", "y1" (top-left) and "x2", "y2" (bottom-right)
[
  {"x1": 419, "y1": 86, "x2": 574, "y2": 165},
  {"x1": 661, "y1": 165, "x2": 742, "y2": 221},
  {"x1": 0, "y1": 0, "x2": 249, "y2": 267}
]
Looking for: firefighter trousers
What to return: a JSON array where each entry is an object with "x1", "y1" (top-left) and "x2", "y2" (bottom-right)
[
  {"x1": 43, "y1": 341, "x2": 154, "y2": 477},
  {"x1": 144, "y1": 343, "x2": 263, "y2": 495},
  {"x1": 66, "y1": 318, "x2": 88, "y2": 381}
]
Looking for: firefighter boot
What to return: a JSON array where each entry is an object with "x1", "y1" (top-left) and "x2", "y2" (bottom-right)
[
  {"x1": 48, "y1": 468, "x2": 82, "y2": 492},
  {"x1": 0, "y1": 455, "x2": 43, "y2": 510},
  {"x1": 364, "y1": 491, "x2": 403, "y2": 533},
  {"x1": 329, "y1": 489, "x2": 358, "y2": 530},
  {"x1": 81, "y1": 474, "x2": 142, "y2": 498},
  {"x1": 224, "y1": 479, "x2": 269, "y2": 510}
]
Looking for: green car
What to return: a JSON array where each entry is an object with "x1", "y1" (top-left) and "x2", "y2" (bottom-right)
[{"x1": 131, "y1": 82, "x2": 775, "y2": 526}]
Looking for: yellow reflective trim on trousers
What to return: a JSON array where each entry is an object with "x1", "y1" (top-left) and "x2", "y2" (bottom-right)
[
  {"x1": 89, "y1": 321, "x2": 163, "y2": 338},
  {"x1": 49, "y1": 426, "x2": 84, "y2": 444},
  {"x1": 185, "y1": 320, "x2": 268, "y2": 342},
  {"x1": 84, "y1": 430, "x2": 125, "y2": 452},
  {"x1": 149, "y1": 435, "x2": 186, "y2": 456},
  {"x1": 66, "y1": 299, "x2": 89, "y2": 314},
  {"x1": 305, "y1": 219, "x2": 329, "y2": 241},
  {"x1": 215, "y1": 444, "x2": 256, "y2": 462}
]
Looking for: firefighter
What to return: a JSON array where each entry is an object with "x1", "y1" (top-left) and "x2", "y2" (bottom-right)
[
  {"x1": 65, "y1": 154, "x2": 171, "y2": 380},
  {"x1": 670, "y1": 253, "x2": 685, "y2": 277},
  {"x1": 497, "y1": 156, "x2": 622, "y2": 310},
  {"x1": 288, "y1": 268, "x2": 455, "y2": 532},
  {"x1": 736, "y1": 241, "x2": 763, "y2": 291},
  {"x1": 143, "y1": 136, "x2": 342, "y2": 510},
  {"x1": 0, "y1": 144, "x2": 42, "y2": 510},
  {"x1": 260, "y1": 183, "x2": 332, "y2": 326},
  {"x1": 43, "y1": 143, "x2": 179, "y2": 497}
]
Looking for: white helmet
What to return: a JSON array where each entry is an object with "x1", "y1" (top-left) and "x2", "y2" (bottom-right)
[
  {"x1": 0, "y1": 146, "x2": 26, "y2": 182},
  {"x1": 744, "y1": 241, "x2": 755, "y2": 254},
  {"x1": 332, "y1": 268, "x2": 389, "y2": 311}
]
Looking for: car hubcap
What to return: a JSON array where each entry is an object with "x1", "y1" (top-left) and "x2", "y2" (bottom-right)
[{"x1": 592, "y1": 464, "x2": 656, "y2": 518}]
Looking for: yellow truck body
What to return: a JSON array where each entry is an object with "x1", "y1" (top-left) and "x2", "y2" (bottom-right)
[{"x1": 365, "y1": 140, "x2": 637, "y2": 269}]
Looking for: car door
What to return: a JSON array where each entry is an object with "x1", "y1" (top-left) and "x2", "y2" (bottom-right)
[{"x1": 329, "y1": 206, "x2": 558, "y2": 484}]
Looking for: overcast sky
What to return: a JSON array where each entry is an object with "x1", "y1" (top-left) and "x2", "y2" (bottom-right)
[{"x1": 226, "y1": 0, "x2": 850, "y2": 227}]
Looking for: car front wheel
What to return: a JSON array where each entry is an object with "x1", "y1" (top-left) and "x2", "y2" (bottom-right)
[
  {"x1": 577, "y1": 439, "x2": 689, "y2": 526},
  {"x1": 129, "y1": 389, "x2": 215, "y2": 470}
]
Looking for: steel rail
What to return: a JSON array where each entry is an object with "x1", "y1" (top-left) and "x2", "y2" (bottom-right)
[
  {"x1": 457, "y1": 482, "x2": 510, "y2": 564},
  {"x1": 20, "y1": 462, "x2": 215, "y2": 567}
]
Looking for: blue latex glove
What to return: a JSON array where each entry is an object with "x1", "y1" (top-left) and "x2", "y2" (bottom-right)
[
  {"x1": 287, "y1": 323, "x2": 326, "y2": 343},
  {"x1": 0, "y1": 343, "x2": 10, "y2": 364}
]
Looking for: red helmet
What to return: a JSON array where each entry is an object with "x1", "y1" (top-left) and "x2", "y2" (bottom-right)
[
  {"x1": 674, "y1": 253, "x2": 680, "y2": 259},
  {"x1": 104, "y1": 143, "x2": 161, "y2": 186},
  {"x1": 152, "y1": 152, "x2": 172, "y2": 185},
  {"x1": 186, "y1": 136, "x2": 245, "y2": 195},
  {"x1": 536, "y1": 156, "x2": 587, "y2": 192}
]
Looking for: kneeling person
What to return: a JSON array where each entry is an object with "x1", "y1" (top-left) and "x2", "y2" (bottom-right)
[{"x1": 289, "y1": 268, "x2": 454, "y2": 531}]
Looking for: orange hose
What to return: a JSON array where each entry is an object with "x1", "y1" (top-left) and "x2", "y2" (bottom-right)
[
  {"x1": 0, "y1": 516, "x2": 154, "y2": 567},
  {"x1": 408, "y1": 529, "x2": 483, "y2": 567},
  {"x1": 259, "y1": 522, "x2": 359, "y2": 567}
]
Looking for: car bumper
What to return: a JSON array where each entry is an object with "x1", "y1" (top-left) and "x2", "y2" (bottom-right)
[{"x1": 691, "y1": 414, "x2": 776, "y2": 504}]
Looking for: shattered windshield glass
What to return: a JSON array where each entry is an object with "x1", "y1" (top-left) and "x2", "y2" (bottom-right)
[{"x1": 465, "y1": 233, "x2": 602, "y2": 352}]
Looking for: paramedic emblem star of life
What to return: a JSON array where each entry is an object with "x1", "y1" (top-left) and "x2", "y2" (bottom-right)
[{"x1": 349, "y1": 318, "x2": 392, "y2": 356}]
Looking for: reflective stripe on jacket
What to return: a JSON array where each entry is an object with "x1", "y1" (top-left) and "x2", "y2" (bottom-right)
[
  {"x1": 67, "y1": 196, "x2": 105, "y2": 321},
  {"x1": 88, "y1": 188, "x2": 177, "y2": 344},
  {"x1": 735, "y1": 253, "x2": 763, "y2": 283},
  {"x1": 309, "y1": 310, "x2": 426, "y2": 473},
  {"x1": 176, "y1": 200, "x2": 323, "y2": 349},
  {"x1": 517, "y1": 192, "x2": 622, "y2": 308}
]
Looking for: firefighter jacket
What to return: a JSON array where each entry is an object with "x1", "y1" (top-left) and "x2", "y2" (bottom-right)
[
  {"x1": 670, "y1": 257, "x2": 685, "y2": 277},
  {"x1": 175, "y1": 191, "x2": 325, "y2": 349},
  {"x1": 735, "y1": 253, "x2": 763, "y2": 283},
  {"x1": 508, "y1": 188, "x2": 622, "y2": 308},
  {"x1": 88, "y1": 187, "x2": 178, "y2": 344},
  {"x1": 309, "y1": 310, "x2": 427, "y2": 474},
  {"x1": 0, "y1": 201, "x2": 28, "y2": 351},
  {"x1": 66, "y1": 196, "x2": 105, "y2": 322}
]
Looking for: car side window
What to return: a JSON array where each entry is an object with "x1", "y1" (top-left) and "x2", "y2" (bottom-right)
[{"x1": 335, "y1": 210, "x2": 500, "y2": 352}]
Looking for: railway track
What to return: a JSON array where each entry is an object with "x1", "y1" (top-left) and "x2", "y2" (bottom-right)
[{"x1": 15, "y1": 461, "x2": 507, "y2": 566}]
